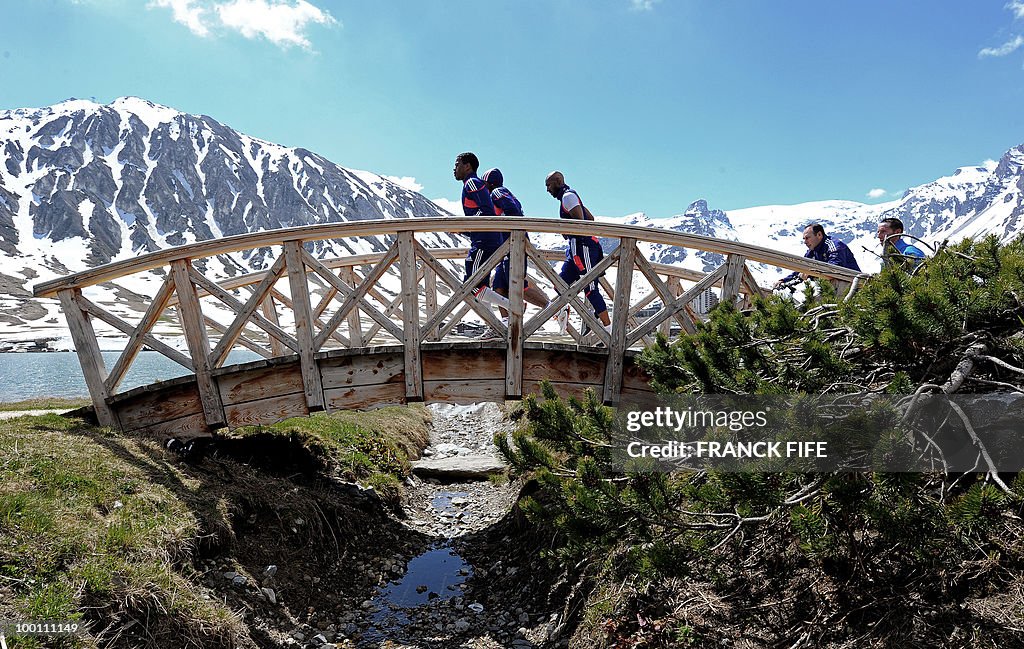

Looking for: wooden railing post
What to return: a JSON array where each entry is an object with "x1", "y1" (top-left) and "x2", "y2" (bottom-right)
[
  {"x1": 57, "y1": 289, "x2": 116, "y2": 428},
  {"x1": 397, "y1": 231, "x2": 423, "y2": 400},
  {"x1": 170, "y1": 259, "x2": 225, "y2": 428},
  {"x1": 604, "y1": 238, "x2": 636, "y2": 404},
  {"x1": 423, "y1": 265, "x2": 439, "y2": 342},
  {"x1": 283, "y1": 241, "x2": 325, "y2": 412},
  {"x1": 721, "y1": 254, "x2": 746, "y2": 306},
  {"x1": 505, "y1": 230, "x2": 527, "y2": 399},
  {"x1": 260, "y1": 295, "x2": 286, "y2": 357},
  {"x1": 340, "y1": 267, "x2": 363, "y2": 347},
  {"x1": 660, "y1": 278, "x2": 680, "y2": 337}
]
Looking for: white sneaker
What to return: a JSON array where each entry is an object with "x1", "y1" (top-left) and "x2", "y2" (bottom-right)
[{"x1": 555, "y1": 307, "x2": 569, "y2": 334}]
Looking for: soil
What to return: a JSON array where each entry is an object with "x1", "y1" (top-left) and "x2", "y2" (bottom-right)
[{"x1": 163, "y1": 402, "x2": 572, "y2": 649}]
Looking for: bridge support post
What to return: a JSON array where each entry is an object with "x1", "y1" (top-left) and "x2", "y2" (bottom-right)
[
  {"x1": 604, "y1": 238, "x2": 636, "y2": 405},
  {"x1": 58, "y1": 288, "x2": 117, "y2": 428},
  {"x1": 505, "y1": 230, "x2": 527, "y2": 399},
  {"x1": 170, "y1": 259, "x2": 225, "y2": 428},
  {"x1": 398, "y1": 231, "x2": 423, "y2": 400},
  {"x1": 283, "y1": 241, "x2": 325, "y2": 412},
  {"x1": 721, "y1": 254, "x2": 746, "y2": 307}
]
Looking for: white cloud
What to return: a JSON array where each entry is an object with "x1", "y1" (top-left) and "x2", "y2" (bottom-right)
[
  {"x1": 147, "y1": 0, "x2": 337, "y2": 49},
  {"x1": 980, "y1": 2, "x2": 1024, "y2": 59},
  {"x1": 979, "y1": 34, "x2": 1024, "y2": 58},
  {"x1": 149, "y1": 0, "x2": 210, "y2": 37},
  {"x1": 867, "y1": 188, "x2": 888, "y2": 199},
  {"x1": 216, "y1": 0, "x2": 337, "y2": 50},
  {"x1": 630, "y1": 0, "x2": 662, "y2": 11},
  {"x1": 383, "y1": 176, "x2": 423, "y2": 193},
  {"x1": 431, "y1": 198, "x2": 461, "y2": 216}
]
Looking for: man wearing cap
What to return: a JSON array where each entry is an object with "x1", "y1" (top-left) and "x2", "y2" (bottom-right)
[{"x1": 481, "y1": 167, "x2": 551, "y2": 312}]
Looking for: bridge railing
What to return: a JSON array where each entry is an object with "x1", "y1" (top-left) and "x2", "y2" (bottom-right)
[{"x1": 33, "y1": 217, "x2": 860, "y2": 429}]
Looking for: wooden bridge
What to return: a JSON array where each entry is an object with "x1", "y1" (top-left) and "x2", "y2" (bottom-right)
[{"x1": 32, "y1": 217, "x2": 860, "y2": 439}]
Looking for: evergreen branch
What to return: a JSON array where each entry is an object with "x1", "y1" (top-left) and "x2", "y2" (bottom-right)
[
  {"x1": 784, "y1": 477, "x2": 827, "y2": 505},
  {"x1": 967, "y1": 377, "x2": 1024, "y2": 393},
  {"x1": 946, "y1": 400, "x2": 1013, "y2": 494},
  {"x1": 977, "y1": 355, "x2": 1024, "y2": 376},
  {"x1": 901, "y1": 343, "x2": 987, "y2": 424},
  {"x1": 942, "y1": 343, "x2": 987, "y2": 393}
]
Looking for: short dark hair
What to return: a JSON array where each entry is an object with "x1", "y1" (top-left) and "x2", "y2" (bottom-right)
[
  {"x1": 807, "y1": 223, "x2": 826, "y2": 236},
  {"x1": 456, "y1": 152, "x2": 479, "y2": 172},
  {"x1": 880, "y1": 217, "x2": 905, "y2": 233}
]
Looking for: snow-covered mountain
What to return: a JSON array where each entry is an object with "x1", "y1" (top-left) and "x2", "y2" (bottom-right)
[
  {"x1": 2, "y1": 96, "x2": 1022, "y2": 350},
  {"x1": 532, "y1": 144, "x2": 1024, "y2": 285},
  {"x1": 0, "y1": 97, "x2": 457, "y2": 348}
]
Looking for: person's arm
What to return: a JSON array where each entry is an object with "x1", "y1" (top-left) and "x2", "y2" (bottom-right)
[
  {"x1": 902, "y1": 241, "x2": 925, "y2": 259},
  {"x1": 464, "y1": 179, "x2": 495, "y2": 216},
  {"x1": 773, "y1": 270, "x2": 801, "y2": 288},
  {"x1": 492, "y1": 192, "x2": 511, "y2": 216},
  {"x1": 824, "y1": 239, "x2": 843, "y2": 266},
  {"x1": 561, "y1": 192, "x2": 584, "y2": 219}
]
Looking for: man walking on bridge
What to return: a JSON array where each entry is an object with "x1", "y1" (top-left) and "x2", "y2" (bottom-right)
[
  {"x1": 482, "y1": 167, "x2": 551, "y2": 313},
  {"x1": 453, "y1": 152, "x2": 510, "y2": 313},
  {"x1": 772, "y1": 223, "x2": 861, "y2": 289},
  {"x1": 545, "y1": 171, "x2": 611, "y2": 332}
]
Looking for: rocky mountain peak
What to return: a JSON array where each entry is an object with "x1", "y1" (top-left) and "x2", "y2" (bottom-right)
[
  {"x1": 0, "y1": 97, "x2": 451, "y2": 271},
  {"x1": 995, "y1": 143, "x2": 1024, "y2": 180},
  {"x1": 679, "y1": 199, "x2": 732, "y2": 236}
]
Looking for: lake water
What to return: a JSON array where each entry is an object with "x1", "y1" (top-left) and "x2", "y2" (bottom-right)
[{"x1": 0, "y1": 350, "x2": 262, "y2": 402}]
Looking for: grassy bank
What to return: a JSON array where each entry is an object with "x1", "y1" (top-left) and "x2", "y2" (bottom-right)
[
  {"x1": 0, "y1": 406, "x2": 432, "y2": 648},
  {"x1": 0, "y1": 397, "x2": 91, "y2": 412}
]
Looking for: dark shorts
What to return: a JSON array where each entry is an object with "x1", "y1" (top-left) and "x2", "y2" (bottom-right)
[
  {"x1": 559, "y1": 236, "x2": 604, "y2": 293},
  {"x1": 491, "y1": 258, "x2": 530, "y2": 293},
  {"x1": 465, "y1": 246, "x2": 502, "y2": 290}
]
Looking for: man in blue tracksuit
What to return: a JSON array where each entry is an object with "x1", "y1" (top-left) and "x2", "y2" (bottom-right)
[
  {"x1": 545, "y1": 170, "x2": 611, "y2": 331},
  {"x1": 453, "y1": 152, "x2": 509, "y2": 311},
  {"x1": 773, "y1": 224, "x2": 861, "y2": 288},
  {"x1": 877, "y1": 217, "x2": 926, "y2": 270},
  {"x1": 482, "y1": 167, "x2": 550, "y2": 311}
]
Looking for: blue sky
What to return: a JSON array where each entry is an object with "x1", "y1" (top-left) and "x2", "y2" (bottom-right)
[{"x1": 2, "y1": 1, "x2": 1024, "y2": 218}]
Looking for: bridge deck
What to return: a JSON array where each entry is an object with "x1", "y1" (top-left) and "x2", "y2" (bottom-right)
[{"x1": 107, "y1": 342, "x2": 654, "y2": 438}]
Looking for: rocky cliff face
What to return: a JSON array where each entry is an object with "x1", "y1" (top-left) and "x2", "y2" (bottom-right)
[
  {"x1": 877, "y1": 145, "x2": 1024, "y2": 243},
  {"x1": 0, "y1": 97, "x2": 452, "y2": 269},
  {"x1": 0, "y1": 97, "x2": 458, "y2": 346}
]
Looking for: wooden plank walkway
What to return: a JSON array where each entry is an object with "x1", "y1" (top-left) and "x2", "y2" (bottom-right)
[{"x1": 33, "y1": 217, "x2": 862, "y2": 437}]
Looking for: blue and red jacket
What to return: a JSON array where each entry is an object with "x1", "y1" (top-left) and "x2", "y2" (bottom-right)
[
  {"x1": 491, "y1": 187, "x2": 524, "y2": 217},
  {"x1": 780, "y1": 235, "x2": 861, "y2": 283},
  {"x1": 462, "y1": 175, "x2": 504, "y2": 249}
]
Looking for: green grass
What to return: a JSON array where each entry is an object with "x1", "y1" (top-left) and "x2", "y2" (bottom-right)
[
  {"x1": 0, "y1": 405, "x2": 432, "y2": 646},
  {"x1": 0, "y1": 397, "x2": 91, "y2": 412},
  {"x1": 0, "y1": 413, "x2": 242, "y2": 648},
  {"x1": 235, "y1": 405, "x2": 431, "y2": 487}
]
